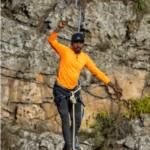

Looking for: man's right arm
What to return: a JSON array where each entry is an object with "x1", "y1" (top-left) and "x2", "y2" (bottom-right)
[{"x1": 47, "y1": 21, "x2": 68, "y2": 55}]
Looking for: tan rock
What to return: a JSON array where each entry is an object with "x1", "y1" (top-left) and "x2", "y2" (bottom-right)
[
  {"x1": 141, "y1": 87, "x2": 150, "y2": 99},
  {"x1": 1, "y1": 67, "x2": 148, "y2": 130},
  {"x1": 45, "y1": 116, "x2": 62, "y2": 133},
  {"x1": 1, "y1": 76, "x2": 54, "y2": 103},
  {"x1": 86, "y1": 84, "x2": 109, "y2": 98},
  {"x1": 16, "y1": 104, "x2": 44, "y2": 125},
  {"x1": 107, "y1": 67, "x2": 148, "y2": 100},
  {"x1": 36, "y1": 74, "x2": 57, "y2": 88},
  {"x1": 41, "y1": 103, "x2": 58, "y2": 119},
  {"x1": 81, "y1": 90, "x2": 119, "y2": 129},
  {"x1": 1, "y1": 109, "x2": 15, "y2": 123}
]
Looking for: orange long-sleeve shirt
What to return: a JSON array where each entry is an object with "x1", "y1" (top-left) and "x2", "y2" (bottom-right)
[{"x1": 48, "y1": 32, "x2": 110, "y2": 89}]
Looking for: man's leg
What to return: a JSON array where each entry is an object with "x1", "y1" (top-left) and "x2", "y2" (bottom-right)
[
  {"x1": 58, "y1": 103, "x2": 72, "y2": 148},
  {"x1": 69, "y1": 100, "x2": 82, "y2": 147},
  {"x1": 53, "y1": 86, "x2": 72, "y2": 148}
]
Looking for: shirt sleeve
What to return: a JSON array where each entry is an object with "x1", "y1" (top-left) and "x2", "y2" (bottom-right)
[
  {"x1": 47, "y1": 32, "x2": 68, "y2": 56},
  {"x1": 85, "y1": 54, "x2": 110, "y2": 84}
]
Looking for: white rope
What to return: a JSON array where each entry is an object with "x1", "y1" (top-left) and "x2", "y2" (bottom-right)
[
  {"x1": 70, "y1": 85, "x2": 81, "y2": 150},
  {"x1": 73, "y1": 104, "x2": 75, "y2": 150}
]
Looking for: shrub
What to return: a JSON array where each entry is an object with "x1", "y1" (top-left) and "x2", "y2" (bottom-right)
[
  {"x1": 91, "y1": 96, "x2": 150, "y2": 149},
  {"x1": 91, "y1": 111, "x2": 115, "y2": 148},
  {"x1": 121, "y1": 96, "x2": 150, "y2": 119},
  {"x1": 130, "y1": 96, "x2": 150, "y2": 114},
  {"x1": 131, "y1": 0, "x2": 150, "y2": 14}
]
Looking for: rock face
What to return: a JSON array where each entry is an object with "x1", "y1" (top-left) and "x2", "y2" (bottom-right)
[
  {"x1": 1, "y1": 115, "x2": 150, "y2": 150},
  {"x1": 116, "y1": 114, "x2": 150, "y2": 150},
  {"x1": 1, "y1": 0, "x2": 150, "y2": 130},
  {"x1": 1, "y1": 121, "x2": 94, "y2": 150}
]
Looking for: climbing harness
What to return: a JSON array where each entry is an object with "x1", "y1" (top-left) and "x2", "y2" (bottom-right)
[
  {"x1": 54, "y1": 82, "x2": 85, "y2": 107},
  {"x1": 70, "y1": 86, "x2": 81, "y2": 104}
]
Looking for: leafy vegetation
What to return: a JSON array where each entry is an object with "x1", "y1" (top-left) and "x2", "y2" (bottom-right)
[
  {"x1": 78, "y1": 129, "x2": 94, "y2": 142},
  {"x1": 131, "y1": 0, "x2": 150, "y2": 14},
  {"x1": 89, "y1": 96, "x2": 150, "y2": 149},
  {"x1": 91, "y1": 112, "x2": 115, "y2": 148},
  {"x1": 121, "y1": 96, "x2": 150, "y2": 119}
]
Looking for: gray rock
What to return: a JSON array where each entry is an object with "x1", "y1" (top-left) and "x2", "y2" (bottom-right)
[
  {"x1": 116, "y1": 138, "x2": 127, "y2": 145},
  {"x1": 1, "y1": 2, "x2": 150, "y2": 150},
  {"x1": 40, "y1": 139, "x2": 55, "y2": 150},
  {"x1": 125, "y1": 137, "x2": 136, "y2": 149},
  {"x1": 136, "y1": 135, "x2": 150, "y2": 150}
]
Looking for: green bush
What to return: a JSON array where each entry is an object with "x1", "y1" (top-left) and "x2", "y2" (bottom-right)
[
  {"x1": 91, "y1": 112, "x2": 115, "y2": 148},
  {"x1": 131, "y1": 0, "x2": 150, "y2": 14},
  {"x1": 130, "y1": 96, "x2": 150, "y2": 114},
  {"x1": 121, "y1": 96, "x2": 150, "y2": 119},
  {"x1": 91, "y1": 96, "x2": 150, "y2": 149}
]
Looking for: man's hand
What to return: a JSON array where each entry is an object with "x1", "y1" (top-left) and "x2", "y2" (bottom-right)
[
  {"x1": 107, "y1": 81, "x2": 123, "y2": 98},
  {"x1": 113, "y1": 86, "x2": 122, "y2": 98},
  {"x1": 58, "y1": 21, "x2": 68, "y2": 28},
  {"x1": 54, "y1": 21, "x2": 68, "y2": 33}
]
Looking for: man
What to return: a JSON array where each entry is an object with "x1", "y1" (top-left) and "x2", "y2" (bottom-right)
[{"x1": 48, "y1": 21, "x2": 122, "y2": 150}]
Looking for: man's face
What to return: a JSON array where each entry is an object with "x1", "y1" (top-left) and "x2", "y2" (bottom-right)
[{"x1": 71, "y1": 41, "x2": 84, "y2": 54}]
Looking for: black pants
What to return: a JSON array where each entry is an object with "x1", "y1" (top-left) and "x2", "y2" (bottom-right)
[{"x1": 53, "y1": 83, "x2": 82, "y2": 148}]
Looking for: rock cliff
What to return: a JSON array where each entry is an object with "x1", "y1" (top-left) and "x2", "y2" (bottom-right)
[{"x1": 1, "y1": 0, "x2": 150, "y2": 131}]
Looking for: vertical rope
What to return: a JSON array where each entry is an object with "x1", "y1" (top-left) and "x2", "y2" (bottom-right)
[
  {"x1": 75, "y1": 0, "x2": 82, "y2": 33},
  {"x1": 73, "y1": 104, "x2": 75, "y2": 150},
  {"x1": 73, "y1": 1, "x2": 83, "y2": 149}
]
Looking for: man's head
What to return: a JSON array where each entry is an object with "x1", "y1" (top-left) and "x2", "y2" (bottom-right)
[{"x1": 71, "y1": 33, "x2": 85, "y2": 54}]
